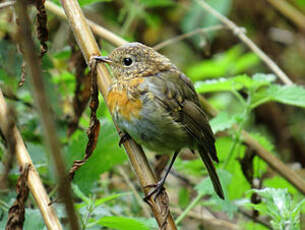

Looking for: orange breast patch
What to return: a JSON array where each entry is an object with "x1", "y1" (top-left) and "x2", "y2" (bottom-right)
[{"x1": 107, "y1": 88, "x2": 142, "y2": 121}]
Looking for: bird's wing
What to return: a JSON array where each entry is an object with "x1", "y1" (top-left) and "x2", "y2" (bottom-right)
[
  {"x1": 142, "y1": 71, "x2": 224, "y2": 199},
  {"x1": 148, "y1": 71, "x2": 218, "y2": 162}
]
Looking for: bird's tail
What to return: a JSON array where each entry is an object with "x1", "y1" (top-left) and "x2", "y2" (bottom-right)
[{"x1": 198, "y1": 147, "x2": 224, "y2": 199}]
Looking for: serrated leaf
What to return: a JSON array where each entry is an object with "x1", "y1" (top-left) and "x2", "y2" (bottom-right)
[
  {"x1": 195, "y1": 74, "x2": 275, "y2": 93},
  {"x1": 268, "y1": 84, "x2": 305, "y2": 107},
  {"x1": 252, "y1": 84, "x2": 305, "y2": 108},
  {"x1": 97, "y1": 216, "x2": 150, "y2": 230},
  {"x1": 210, "y1": 111, "x2": 240, "y2": 133},
  {"x1": 195, "y1": 75, "x2": 249, "y2": 93}
]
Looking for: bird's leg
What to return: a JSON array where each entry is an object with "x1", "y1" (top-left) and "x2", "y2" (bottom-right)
[
  {"x1": 144, "y1": 151, "x2": 179, "y2": 202},
  {"x1": 119, "y1": 131, "x2": 130, "y2": 147}
]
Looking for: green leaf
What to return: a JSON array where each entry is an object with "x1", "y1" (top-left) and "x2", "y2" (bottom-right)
[
  {"x1": 195, "y1": 75, "x2": 249, "y2": 93},
  {"x1": 175, "y1": 158, "x2": 205, "y2": 176},
  {"x1": 263, "y1": 177, "x2": 298, "y2": 195},
  {"x1": 195, "y1": 74, "x2": 275, "y2": 93},
  {"x1": 215, "y1": 137, "x2": 249, "y2": 199},
  {"x1": 232, "y1": 53, "x2": 260, "y2": 74},
  {"x1": 187, "y1": 46, "x2": 242, "y2": 80},
  {"x1": 66, "y1": 119, "x2": 127, "y2": 194},
  {"x1": 252, "y1": 84, "x2": 305, "y2": 108},
  {"x1": 195, "y1": 169, "x2": 231, "y2": 196},
  {"x1": 178, "y1": 187, "x2": 190, "y2": 209},
  {"x1": 94, "y1": 192, "x2": 131, "y2": 206},
  {"x1": 210, "y1": 111, "x2": 240, "y2": 133},
  {"x1": 97, "y1": 216, "x2": 150, "y2": 230},
  {"x1": 139, "y1": 0, "x2": 174, "y2": 7},
  {"x1": 247, "y1": 188, "x2": 304, "y2": 230},
  {"x1": 268, "y1": 84, "x2": 305, "y2": 107}
]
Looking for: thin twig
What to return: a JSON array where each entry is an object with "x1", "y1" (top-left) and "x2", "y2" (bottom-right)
[
  {"x1": 0, "y1": 1, "x2": 15, "y2": 9},
  {"x1": 0, "y1": 89, "x2": 62, "y2": 230},
  {"x1": 59, "y1": 0, "x2": 177, "y2": 229},
  {"x1": 194, "y1": 0, "x2": 293, "y2": 86},
  {"x1": 14, "y1": 1, "x2": 80, "y2": 229},
  {"x1": 266, "y1": 0, "x2": 305, "y2": 31},
  {"x1": 153, "y1": 25, "x2": 224, "y2": 50}
]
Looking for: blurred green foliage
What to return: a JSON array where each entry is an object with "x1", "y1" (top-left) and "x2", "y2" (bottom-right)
[{"x1": 0, "y1": 0, "x2": 305, "y2": 229}]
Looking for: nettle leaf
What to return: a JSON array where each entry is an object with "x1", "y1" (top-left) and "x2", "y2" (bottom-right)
[
  {"x1": 195, "y1": 73, "x2": 275, "y2": 93},
  {"x1": 252, "y1": 84, "x2": 305, "y2": 108},
  {"x1": 66, "y1": 119, "x2": 127, "y2": 194},
  {"x1": 195, "y1": 75, "x2": 250, "y2": 93},
  {"x1": 97, "y1": 216, "x2": 150, "y2": 230},
  {"x1": 268, "y1": 84, "x2": 305, "y2": 107},
  {"x1": 210, "y1": 111, "x2": 240, "y2": 133},
  {"x1": 247, "y1": 188, "x2": 304, "y2": 230}
]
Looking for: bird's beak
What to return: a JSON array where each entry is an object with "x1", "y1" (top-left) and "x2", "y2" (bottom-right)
[{"x1": 93, "y1": 56, "x2": 112, "y2": 64}]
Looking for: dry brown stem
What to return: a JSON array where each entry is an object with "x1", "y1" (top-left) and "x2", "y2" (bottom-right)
[
  {"x1": 59, "y1": 0, "x2": 177, "y2": 229},
  {"x1": 0, "y1": 89, "x2": 62, "y2": 230},
  {"x1": 6, "y1": 164, "x2": 30, "y2": 230},
  {"x1": 14, "y1": 0, "x2": 79, "y2": 229}
]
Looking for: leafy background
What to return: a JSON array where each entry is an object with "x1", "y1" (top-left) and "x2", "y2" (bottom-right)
[{"x1": 1, "y1": 0, "x2": 305, "y2": 229}]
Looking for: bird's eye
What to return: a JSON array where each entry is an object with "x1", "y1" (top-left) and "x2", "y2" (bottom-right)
[{"x1": 123, "y1": 57, "x2": 133, "y2": 66}]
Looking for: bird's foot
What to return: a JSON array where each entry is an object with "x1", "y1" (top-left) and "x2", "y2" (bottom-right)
[
  {"x1": 143, "y1": 180, "x2": 165, "y2": 203},
  {"x1": 119, "y1": 132, "x2": 130, "y2": 147}
]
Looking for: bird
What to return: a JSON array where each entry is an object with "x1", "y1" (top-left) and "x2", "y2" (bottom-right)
[{"x1": 94, "y1": 42, "x2": 224, "y2": 200}]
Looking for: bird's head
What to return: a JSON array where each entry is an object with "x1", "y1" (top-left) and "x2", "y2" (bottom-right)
[{"x1": 95, "y1": 42, "x2": 174, "y2": 79}]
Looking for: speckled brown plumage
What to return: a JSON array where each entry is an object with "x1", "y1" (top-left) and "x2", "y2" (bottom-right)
[{"x1": 96, "y1": 42, "x2": 224, "y2": 199}]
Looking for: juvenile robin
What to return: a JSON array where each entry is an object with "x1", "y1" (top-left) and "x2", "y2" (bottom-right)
[{"x1": 94, "y1": 42, "x2": 224, "y2": 199}]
